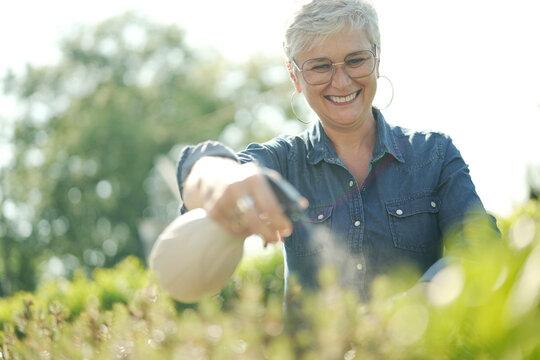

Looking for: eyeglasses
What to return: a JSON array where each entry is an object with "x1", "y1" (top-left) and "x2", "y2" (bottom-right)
[{"x1": 292, "y1": 49, "x2": 378, "y2": 86}]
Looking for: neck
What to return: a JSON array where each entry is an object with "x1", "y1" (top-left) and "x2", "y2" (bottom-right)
[{"x1": 322, "y1": 113, "x2": 377, "y2": 156}]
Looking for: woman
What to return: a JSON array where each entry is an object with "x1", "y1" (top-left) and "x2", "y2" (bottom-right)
[{"x1": 168, "y1": 0, "x2": 497, "y2": 300}]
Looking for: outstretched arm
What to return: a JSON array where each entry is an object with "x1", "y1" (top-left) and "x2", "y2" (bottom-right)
[{"x1": 183, "y1": 156, "x2": 293, "y2": 244}]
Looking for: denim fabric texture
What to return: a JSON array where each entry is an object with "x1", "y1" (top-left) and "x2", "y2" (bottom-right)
[{"x1": 177, "y1": 108, "x2": 497, "y2": 299}]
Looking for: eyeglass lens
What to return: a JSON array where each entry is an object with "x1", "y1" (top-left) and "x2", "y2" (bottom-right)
[{"x1": 301, "y1": 50, "x2": 375, "y2": 85}]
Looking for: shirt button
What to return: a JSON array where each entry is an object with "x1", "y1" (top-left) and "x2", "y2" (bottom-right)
[
  {"x1": 317, "y1": 214, "x2": 324, "y2": 220},
  {"x1": 396, "y1": 209, "x2": 403, "y2": 216},
  {"x1": 356, "y1": 263, "x2": 363, "y2": 271},
  {"x1": 349, "y1": 180, "x2": 354, "y2": 187},
  {"x1": 354, "y1": 220, "x2": 361, "y2": 227},
  {"x1": 431, "y1": 201, "x2": 437, "y2": 208}
]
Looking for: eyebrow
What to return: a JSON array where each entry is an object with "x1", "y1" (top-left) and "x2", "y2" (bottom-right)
[
  {"x1": 304, "y1": 56, "x2": 330, "y2": 63},
  {"x1": 301, "y1": 49, "x2": 373, "y2": 65}
]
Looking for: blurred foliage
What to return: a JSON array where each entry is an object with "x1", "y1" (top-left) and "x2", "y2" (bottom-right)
[
  {"x1": 219, "y1": 247, "x2": 285, "y2": 310},
  {"x1": 1, "y1": 201, "x2": 540, "y2": 359},
  {"x1": 0, "y1": 13, "x2": 300, "y2": 295},
  {"x1": 526, "y1": 163, "x2": 540, "y2": 200}
]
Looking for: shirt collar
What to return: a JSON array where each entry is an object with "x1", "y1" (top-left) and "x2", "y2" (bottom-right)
[{"x1": 306, "y1": 108, "x2": 405, "y2": 165}]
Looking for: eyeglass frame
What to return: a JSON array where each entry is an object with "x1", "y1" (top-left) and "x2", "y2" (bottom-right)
[{"x1": 291, "y1": 45, "x2": 379, "y2": 86}]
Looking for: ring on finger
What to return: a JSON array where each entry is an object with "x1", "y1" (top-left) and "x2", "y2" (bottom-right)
[{"x1": 236, "y1": 195, "x2": 255, "y2": 214}]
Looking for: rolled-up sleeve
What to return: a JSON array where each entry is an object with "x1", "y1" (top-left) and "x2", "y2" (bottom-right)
[
  {"x1": 436, "y1": 138, "x2": 499, "y2": 241},
  {"x1": 420, "y1": 137, "x2": 500, "y2": 282},
  {"x1": 176, "y1": 141, "x2": 239, "y2": 214},
  {"x1": 176, "y1": 138, "x2": 293, "y2": 213}
]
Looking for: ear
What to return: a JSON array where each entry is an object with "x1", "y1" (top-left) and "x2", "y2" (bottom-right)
[{"x1": 286, "y1": 61, "x2": 303, "y2": 93}]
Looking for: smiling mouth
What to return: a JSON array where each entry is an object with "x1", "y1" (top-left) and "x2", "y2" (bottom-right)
[{"x1": 325, "y1": 90, "x2": 361, "y2": 105}]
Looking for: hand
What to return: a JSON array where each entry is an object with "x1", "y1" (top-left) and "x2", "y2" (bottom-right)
[{"x1": 184, "y1": 157, "x2": 305, "y2": 244}]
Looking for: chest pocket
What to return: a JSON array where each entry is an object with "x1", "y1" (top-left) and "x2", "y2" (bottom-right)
[
  {"x1": 284, "y1": 205, "x2": 333, "y2": 256},
  {"x1": 385, "y1": 193, "x2": 441, "y2": 252}
]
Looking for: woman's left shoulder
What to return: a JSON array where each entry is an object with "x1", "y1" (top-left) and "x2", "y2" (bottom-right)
[
  {"x1": 391, "y1": 123, "x2": 453, "y2": 148},
  {"x1": 387, "y1": 123, "x2": 459, "y2": 164},
  {"x1": 392, "y1": 123, "x2": 449, "y2": 140}
]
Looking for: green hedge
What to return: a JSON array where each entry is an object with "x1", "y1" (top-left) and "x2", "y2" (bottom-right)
[{"x1": 1, "y1": 201, "x2": 540, "y2": 359}]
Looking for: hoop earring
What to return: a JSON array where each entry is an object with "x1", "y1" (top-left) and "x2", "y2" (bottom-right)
[
  {"x1": 373, "y1": 75, "x2": 394, "y2": 111},
  {"x1": 290, "y1": 91, "x2": 311, "y2": 124}
]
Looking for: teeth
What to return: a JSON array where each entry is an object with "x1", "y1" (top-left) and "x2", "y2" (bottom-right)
[{"x1": 328, "y1": 92, "x2": 358, "y2": 103}]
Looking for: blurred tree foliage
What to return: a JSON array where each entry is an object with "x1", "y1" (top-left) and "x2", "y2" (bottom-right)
[{"x1": 0, "y1": 13, "x2": 298, "y2": 295}]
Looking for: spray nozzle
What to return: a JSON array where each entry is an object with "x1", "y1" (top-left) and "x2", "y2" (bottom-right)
[{"x1": 261, "y1": 168, "x2": 306, "y2": 223}]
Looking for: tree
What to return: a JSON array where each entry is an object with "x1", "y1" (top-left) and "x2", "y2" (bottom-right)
[
  {"x1": 1, "y1": 12, "x2": 301, "y2": 295},
  {"x1": 0, "y1": 13, "x2": 233, "y2": 293}
]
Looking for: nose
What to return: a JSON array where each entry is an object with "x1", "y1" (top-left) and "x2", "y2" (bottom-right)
[{"x1": 330, "y1": 62, "x2": 351, "y2": 89}]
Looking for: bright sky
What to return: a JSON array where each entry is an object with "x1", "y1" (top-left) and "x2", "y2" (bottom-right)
[{"x1": 1, "y1": 0, "x2": 540, "y2": 218}]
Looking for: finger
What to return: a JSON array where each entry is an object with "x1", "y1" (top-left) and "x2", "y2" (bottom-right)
[
  {"x1": 231, "y1": 193, "x2": 282, "y2": 243},
  {"x1": 298, "y1": 196, "x2": 309, "y2": 210},
  {"x1": 249, "y1": 174, "x2": 293, "y2": 237},
  {"x1": 209, "y1": 196, "x2": 252, "y2": 238},
  {"x1": 263, "y1": 231, "x2": 282, "y2": 248},
  {"x1": 228, "y1": 219, "x2": 252, "y2": 238},
  {"x1": 241, "y1": 205, "x2": 281, "y2": 243}
]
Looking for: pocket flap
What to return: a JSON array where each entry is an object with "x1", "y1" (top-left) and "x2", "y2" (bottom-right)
[
  {"x1": 386, "y1": 195, "x2": 440, "y2": 218},
  {"x1": 306, "y1": 205, "x2": 333, "y2": 223}
]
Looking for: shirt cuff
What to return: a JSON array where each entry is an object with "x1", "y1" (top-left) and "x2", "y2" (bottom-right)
[
  {"x1": 176, "y1": 141, "x2": 239, "y2": 213},
  {"x1": 418, "y1": 256, "x2": 455, "y2": 282}
]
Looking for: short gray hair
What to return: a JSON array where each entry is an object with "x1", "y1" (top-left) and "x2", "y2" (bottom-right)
[{"x1": 284, "y1": 0, "x2": 380, "y2": 61}]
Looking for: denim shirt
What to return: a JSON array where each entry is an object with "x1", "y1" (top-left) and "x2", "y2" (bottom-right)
[{"x1": 177, "y1": 109, "x2": 497, "y2": 299}]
